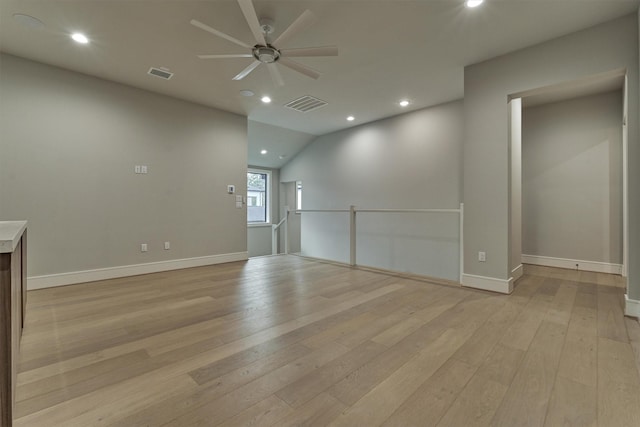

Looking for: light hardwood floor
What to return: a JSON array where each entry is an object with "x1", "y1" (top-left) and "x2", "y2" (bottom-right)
[{"x1": 13, "y1": 256, "x2": 640, "y2": 426}]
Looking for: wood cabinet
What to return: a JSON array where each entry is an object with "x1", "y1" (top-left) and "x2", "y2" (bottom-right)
[{"x1": 0, "y1": 221, "x2": 27, "y2": 427}]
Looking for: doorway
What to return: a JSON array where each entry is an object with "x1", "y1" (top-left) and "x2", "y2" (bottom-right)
[{"x1": 509, "y1": 71, "x2": 627, "y2": 288}]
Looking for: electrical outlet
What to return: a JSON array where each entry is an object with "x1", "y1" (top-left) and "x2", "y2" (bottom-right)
[
  {"x1": 164, "y1": 241, "x2": 170, "y2": 250},
  {"x1": 141, "y1": 243, "x2": 148, "y2": 252},
  {"x1": 478, "y1": 251, "x2": 486, "y2": 262}
]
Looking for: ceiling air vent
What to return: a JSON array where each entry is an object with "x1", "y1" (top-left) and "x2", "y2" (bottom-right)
[
  {"x1": 147, "y1": 67, "x2": 173, "y2": 80},
  {"x1": 284, "y1": 95, "x2": 327, "y2": 113}
]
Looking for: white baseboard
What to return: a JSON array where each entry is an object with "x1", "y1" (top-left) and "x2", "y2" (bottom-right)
[
  {"x1": 511, "y1": 264, "x2": 524, "y2": 281},
  {"x1": 625, "y1": 294, "x2": 640, "y2": 318},
  {"x1": 462, "y1": 273, "x2": 513, "y2": 294},
  {"x1": 27, "y1": 252, "x2": 248, "y2": 290},
  {"x1": 522, "y1": 254, "x2": 622, "y2": 275}
]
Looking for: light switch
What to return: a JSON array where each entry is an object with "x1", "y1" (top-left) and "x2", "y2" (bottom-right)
[
  {"x1": 134, "y1": 165, "x2": 141, "y2": 174},
  {"x1": 235, "y1": 195, "x2": 243, "y2": 202},
  {"x1": 227, "y1": 185, "x2": 235, "y2": 194},
  {"x1": 141, "y1": 165, "x2": 148, "y2": 174}
]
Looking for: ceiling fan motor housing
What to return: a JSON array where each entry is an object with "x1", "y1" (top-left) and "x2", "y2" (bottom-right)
[{"x1": 253, "y1": 45, "x2": 280, "y2": 63}]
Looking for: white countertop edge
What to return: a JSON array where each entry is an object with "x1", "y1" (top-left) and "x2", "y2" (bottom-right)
[{"x1": 0, "y1": 221, "x2": 27, "y2": 253}]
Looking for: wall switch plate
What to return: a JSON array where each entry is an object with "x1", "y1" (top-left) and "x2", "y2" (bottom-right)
[
  {"x1": 134, "y1": 165, "x2": 141, "y2": 174},
  {"x1": 164, "y1": 241, "x2": 170, "y2": 250},
  {"x1": 141, "y1": 243, "x2": 148, "y2": 252},
  {"x1": 478, "y1": 251, "x2": 486, "y2": 262},
  {"x1": 141, "y1": 165, "x2": 148, "y2": 174},
  {"x1": 227, "y1": 185, "x2": 235, "y2": 194}
]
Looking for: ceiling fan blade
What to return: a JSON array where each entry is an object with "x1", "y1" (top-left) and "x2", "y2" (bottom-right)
[
  {"x1": 267, "y1": 63, "x2": 284, "y2": 87},
  {"x1": 273, "y1": 10, "x2": 316, "y2": 47},
  {"x1": 237, "y1": 0, "x2": 266, "y2": 45},
  {"x1": 232, "y1": 60, "x2": 261, "y2": 81},
  {"x1": 190, "y1": 19, "x2": 251, "y2": 49},
  {"x1": 198, "y1": 54, "x2": 253, "y2": 59},
  {"x1": 280, "y1": 46, "x2": 338, "y2": 57},
  {"x1": 279, "y1": 58, "x2": 320, "y2": 80}
]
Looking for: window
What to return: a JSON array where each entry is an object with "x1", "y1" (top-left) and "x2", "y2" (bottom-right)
[
  {"x1": 296, "y1": 181, "x2": 303, "y2": 211},
  {"x1": 247, "y1": 169, "x2": 270, "y2": 223}
]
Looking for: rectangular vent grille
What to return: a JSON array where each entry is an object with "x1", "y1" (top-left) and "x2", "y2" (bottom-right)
[
  {"x1": 148, "y1": 67, "x2": 173, "y2": 80},
  {"x1": 284, "y1": 95, "x2": 327, "y2": 113}
]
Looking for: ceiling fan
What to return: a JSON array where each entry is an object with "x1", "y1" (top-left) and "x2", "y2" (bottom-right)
[{"x1": 190, "y1": 0, "x2": 338, "y2": 86}]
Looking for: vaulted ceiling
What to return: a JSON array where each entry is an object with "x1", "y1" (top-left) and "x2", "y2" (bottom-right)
[{"x1": 1, "y1": 0, "x2": 638, "y2": 167}]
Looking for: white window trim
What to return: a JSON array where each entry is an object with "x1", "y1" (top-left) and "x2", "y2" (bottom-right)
[
  {"x1": 296, "y1": 180, "x2": 302, "y2": 214},
  {"x1": 247, "y1": 168, "x2": 272, "y2": 225}
]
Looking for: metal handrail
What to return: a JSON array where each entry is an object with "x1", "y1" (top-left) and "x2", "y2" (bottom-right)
[
  {"x1": 271, "y1": 206, "x2": 290, "y2": 255},
  {"x1": 272, "y1": 216, "x2": 287, "y2": 230},
  {"x1": 295, "y1": 209, "x2": 350, "y2": 213},
  {"x1": 356, "y1": 208, "x2": 461, "y2": 213},
  {"x1": 296, "y1": 208, "x2": 460, "y2": 213}
]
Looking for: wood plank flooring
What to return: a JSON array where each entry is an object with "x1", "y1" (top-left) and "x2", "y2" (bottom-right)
[{"x1": 13, "y1": 257, "x2": 640, "y2": 426}]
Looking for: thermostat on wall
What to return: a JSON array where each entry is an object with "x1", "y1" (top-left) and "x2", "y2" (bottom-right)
[{"x1": 227, "y1": 185, "x2": 235, "y2": 194}]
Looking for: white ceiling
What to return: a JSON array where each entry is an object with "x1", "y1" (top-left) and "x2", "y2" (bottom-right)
[
  {"x1": 1, "y1": 0, "x2": 638, "y2": 167},
  {"x1": 248, "y1": 120, "x2": 315, "y2": 168}
]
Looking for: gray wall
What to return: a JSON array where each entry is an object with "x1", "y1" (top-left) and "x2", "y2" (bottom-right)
[
  {"x1": 0, "y1": 54, "x2": 248, "y2": 277},
  {"x1": 247, "y1": 226, "x2": 272, "y2": 257},
  {"x1": 247, "y1": 166, "x2": 280, "y2": 257},
  {"x1": 281, "y1": 101, "x2": 463, "y2": 281},
  {"x1": 522, "y1": 91, "x2": 623, "y2": 264},
  {"x1": 463, "y1": 14, "x2": 638, "y2": 299}
]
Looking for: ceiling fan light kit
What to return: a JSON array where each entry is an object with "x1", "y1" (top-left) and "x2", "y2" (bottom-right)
[
  {"x1": 191, "y1": 0, "x2": 338, "y2": 86},
  {"x1": 253, "y1": 46, "x2": 280, "y2": 63}
]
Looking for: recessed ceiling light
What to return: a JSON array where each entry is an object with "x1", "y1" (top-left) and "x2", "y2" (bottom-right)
[
  {"x1": 240, "y1": 90, "x2": 254, "y2": 97},
  {"x1": 347, "y1": 116, "x2": 355, "y2": 121},
  {"x1": 12, "y1": 14, "x2": 45, "y2": 30},
  {"x1": 399, "y1": 100, "x2": 410, "y2": 107},
  {"x1": 71, "y1": 33, "x2": 89, "y2": 44},
  {"x1": 260, "y1": 149, "x2": 268, "y2": 155},
  {"x1": 261, "y1": 96, "x2": 272, "y2": 103},
  {"x1": 465, "y1": 0, "x2": 484, "y2": 8}
]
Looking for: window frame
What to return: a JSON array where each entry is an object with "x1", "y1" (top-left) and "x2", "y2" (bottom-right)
[
  {"x1": 296, "y1": 180, "x2": 303, "y2": 213},
  {"x1": 247, "y1": 168, "x2": 271, "y2": 225}
]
